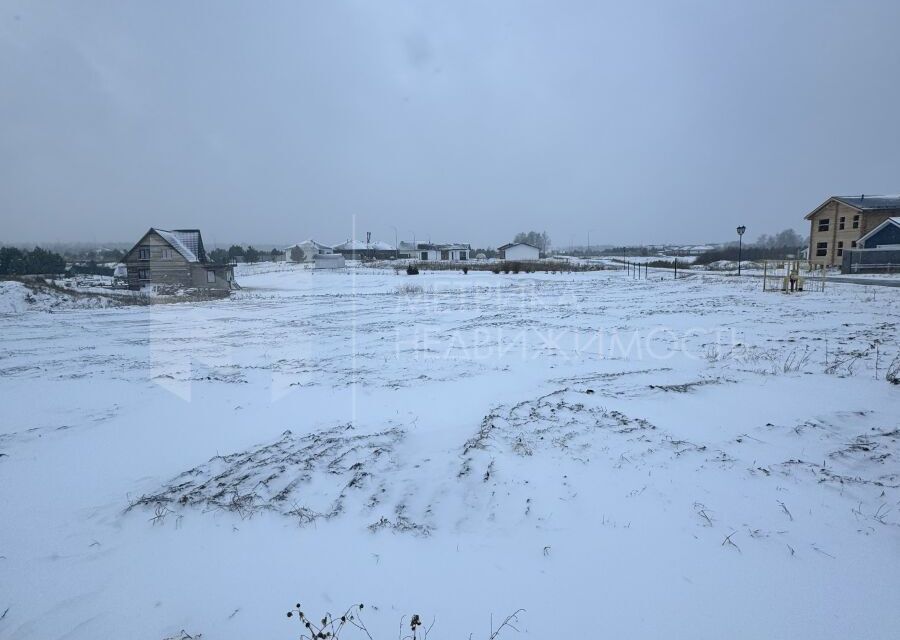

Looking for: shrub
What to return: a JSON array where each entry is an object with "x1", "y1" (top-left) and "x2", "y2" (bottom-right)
[
  {"x1": 406, "y1": 265, "x2": 420, "y2": 275},
  {"x1": 285, "y1": 602, "x2": 523, "y2": 639}
]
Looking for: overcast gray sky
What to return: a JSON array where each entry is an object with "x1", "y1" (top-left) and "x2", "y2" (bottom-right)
[{"x1": 2, "y1": 1, "x2": 899, "y2": 248}]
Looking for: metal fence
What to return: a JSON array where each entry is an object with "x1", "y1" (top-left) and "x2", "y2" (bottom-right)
[{"x1": 842, "y1": 249, "x2": 900, "y2": 274}]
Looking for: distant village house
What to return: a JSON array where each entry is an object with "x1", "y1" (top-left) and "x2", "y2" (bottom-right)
[
  {"x1": 123, "y1": 228, "x2": 235, "y2": 291},
  {"x1": 497, "y1": 242, "x2": 540, "y2": 260},
  {"x1": 333, "y1": 239, "x2": 397, "y2": 260},
  {"x1": 284, "y1": 240, "x2": 333, "y2": 263},
  {"x1": 398, "y1": 242, "x2": 470, "y2": 261}
]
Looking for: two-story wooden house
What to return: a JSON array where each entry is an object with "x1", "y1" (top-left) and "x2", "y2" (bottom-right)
[
  {"x1": 123, "y1": 228, "x2": 235, "y2": 291},
  {"x1": 805, "y1": 195, "x2": 900, "y2": 266}
]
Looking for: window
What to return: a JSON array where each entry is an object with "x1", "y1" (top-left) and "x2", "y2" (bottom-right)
[
  {"x1": 161, "y1": 248, "x2": 173, "y2": 260},
  {"x1": 838, "y1": 217, "x2": 845, "y2": 230},
  {"x1": 138, "y1": 248, "x2": 151, "y2": 260},
  {"x1": 815, "y1": 242, "x2": 828, "y2": 257},
  {"x1": 852, "y1": 215, "x2": 860, "y2": 229},
  {"x1": 206, "y1": 270, "x2": 216, "y2": 283},
  {"x1": 441, "y1": 250, "x2": 450, "y2": 260},
  {"x1": 851, "y1": 240, "x2": 857, "y2": 248},
  {"x1": 818, "y1": 218, "x2": 830, "y2": 232},
  {"x1": 837, "y1": 241, "x2": 844, "y2": 257},
  {"x1": 420, "y1": 251, "x2": 428, "y2": 260},
  {"x1": 138, "y1": 268, "x2": 151, "y2": 280},
  {"x1": 459, "y1": 251, "x2": 468, "y2": 261}
]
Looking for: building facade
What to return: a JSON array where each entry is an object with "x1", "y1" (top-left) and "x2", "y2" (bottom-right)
[
  {"x1": 398, "y1": 242, "x2": 470, "y2": 261},
  {"x1": 841, "y1": 217, "x2": 900, "y2": 274},
  {"x1": 332, "y1": 240, "x2": 397, "y2": 260},
  {"x1": 123, "y1": 228, "x2": 235, "y2": 292},
  {"x1": 805, "y1": 195, "x2": 900, "y2": 266},
  {"x1": 284, "y1": 240, "x2": 333, "y2": 263},
  {"x1": 497, "y1": 242, "x2": 540, "y2": 260}
]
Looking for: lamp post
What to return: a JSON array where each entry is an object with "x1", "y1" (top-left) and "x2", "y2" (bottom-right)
[
  {"x1": 736, "y1": 225, "x2": 746, "y2": 275},
  {"x1": 389, "y1": 225, "x2": 398, "y2": 259}
]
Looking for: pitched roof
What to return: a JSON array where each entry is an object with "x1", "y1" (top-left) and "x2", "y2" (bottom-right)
[
  {"x1": 154, "y1": 229, "x2": 204, "y2": 262},
  {"x1": 498, "y1": 242, "x2": 540, "y2": 251},
  {"x1": 284, "y1": 239, "x2": 331, "y2": 251},
  {"x1": 125, "y1": 228, "x2": 207, "y2": 263},
  {"x1": 858, "y1": 217, "x2": 900, "y2": 245},
  {"x1": 399, "y1": 242, "x2": 470, "y2": 251},
  {"x1": 805, "y1": 195, "x2": 900, "y2": 219},
  {"x1": 332, "y1": 239, "x2": 396, "y2": 251},
  {"x1": 833, "y1": 195, "x2": 900, "y2": 210}
]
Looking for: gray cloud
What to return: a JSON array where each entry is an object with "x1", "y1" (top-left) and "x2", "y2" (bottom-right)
[{"x1": 2, "y1": 0, "x2": 899, "y2": 248}]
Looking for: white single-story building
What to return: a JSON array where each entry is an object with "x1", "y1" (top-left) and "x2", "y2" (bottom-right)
[
  {"x1": 498, "y1": 242, "x2": 540, "y2": 261},
  {"x1": 284, "y1": 240, "x2": 333, "y2": 263},
  {"x1": 398, "y1": 242, "x2": 471, "y2": 261}
]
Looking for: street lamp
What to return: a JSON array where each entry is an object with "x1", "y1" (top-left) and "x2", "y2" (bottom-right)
[
  {"x1": 736, "y1": 225, "x2": 746, "y2": 275},
  {"x1": 389, "y1": 225, "x2": 399, "y2": 259}
]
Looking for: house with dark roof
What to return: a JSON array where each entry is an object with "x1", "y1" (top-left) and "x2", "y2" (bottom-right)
[
  {"x1": 497, "y1": 242, "x2": 540, "y2": 261},
  {"x1": 123, "y1": 228, "x2": 236, "y2": 291},
  {"x1": 805, "y1": 195, "x2": 900, "y2": 266},
  {"x1": 397, "y1": 242, "x2": 470, "y2": 261},
  {"x1": 841, "y1": 217, "x2": 900, "y2": 274}
]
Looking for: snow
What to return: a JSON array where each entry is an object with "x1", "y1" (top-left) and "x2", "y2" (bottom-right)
[
  {"x1": 154, "y1": 229, "x2": 200, "y2": 263},
  {"x1": 1, "y1": 265, "x2": 899, "y2": 639},
  {"x1": 0, "y1": 280, "x2": 119, "y2": 314}
]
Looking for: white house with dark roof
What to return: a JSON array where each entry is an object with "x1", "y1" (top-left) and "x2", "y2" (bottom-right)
[
  {"x1": 123, "y1": 228, "x2": 235, "y2": 291},
  {"x1": 497, "y1": 242, "x2": 540, "y2": 261},
  {"x1": 397, "y1": 242, "x2": 470, "y2": 261}
]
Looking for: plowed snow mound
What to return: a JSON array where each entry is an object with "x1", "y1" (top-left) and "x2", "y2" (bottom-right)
[{"x1": 0, "y1": 280, "x2": 118, "y2": 313}]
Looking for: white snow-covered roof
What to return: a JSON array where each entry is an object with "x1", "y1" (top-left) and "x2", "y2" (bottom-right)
[
  {"x1": 333, "y1": 239, "x2": 395, "y2": 251},
  {"x1": 284, "y1": 239, "x2": 331, "y2": 251},
  {"x1": 154, "y1": 229, "x2": 200, "y2": 262}
]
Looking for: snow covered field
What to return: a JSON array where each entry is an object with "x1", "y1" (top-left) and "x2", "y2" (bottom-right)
[{"x1": 1, "y1": 265, "x2": 899, "y2": 639}]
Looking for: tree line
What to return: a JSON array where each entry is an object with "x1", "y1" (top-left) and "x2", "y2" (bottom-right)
[
  {"x1": 208, "y1": 245, "x2": 284, "y2": 264},
  {"x1": 513, "y1": 231, "x2": 551, "y2": 253},
  {"x1": 0, "y1": 246, "x2": 67, "y2": 275},
  {"x1": 694, "y1": 228, "x2": 806, "y2": 265}
]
